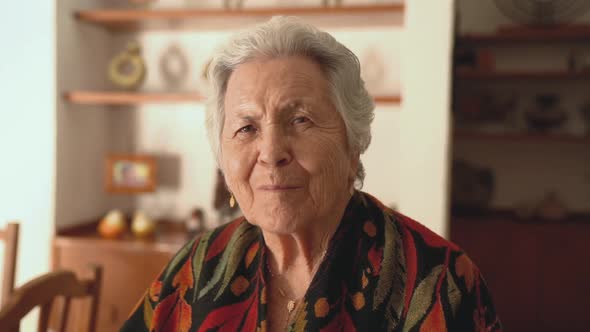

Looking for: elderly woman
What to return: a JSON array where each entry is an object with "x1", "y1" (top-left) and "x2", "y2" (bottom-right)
[{"x1": 121, "y1": 17, "x2": 501, "y2": 332}]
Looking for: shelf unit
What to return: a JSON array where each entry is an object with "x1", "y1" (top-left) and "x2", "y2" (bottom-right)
[
  {"x1": 75, "y1": 4, "x2": 405, "y2": 31},
  {"x1": 457, "y1": 25, "x2": 590, "y2": 45},
  {"x1": 63, "y1": 91, "x2": 402, "y2": 106},
  {"x1": 451, "y1": 7, "x2": 590, "y2": 332},
  {"x1": 454, "y1": 130, "x2": 590, "y2": 144},
  {"x1": 63, "y1": 91, "x2": 205, "y2": 105},
  {"x1": 72, "y1": 5, "x2": 405, "y2": 104},
  {"x1": 455, "y1": 69, "x2": 590, "y2": 80},
  {"x1": 452, "y1": 25, "x2": 590, "y2": 212}
]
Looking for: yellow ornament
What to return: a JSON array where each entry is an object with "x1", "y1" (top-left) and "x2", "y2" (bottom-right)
[
  {"x1": 131, "y1": 211, "x2": 156, "y2": 238},
  {"x1": 108, "y1": 42, "x2": 146, "y2": 90}
]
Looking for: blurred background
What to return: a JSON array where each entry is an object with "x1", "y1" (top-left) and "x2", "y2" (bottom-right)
[{"x1": 0, "y1": 0, "x2": 588, "y2": 331}]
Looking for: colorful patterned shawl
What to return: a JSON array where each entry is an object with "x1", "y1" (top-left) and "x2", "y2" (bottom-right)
[{"x1": 121, "y1": 191, "x2": 501, "y2": 331}]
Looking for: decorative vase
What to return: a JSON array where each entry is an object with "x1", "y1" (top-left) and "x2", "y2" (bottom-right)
[
  {"x1": 131, "y1": 211, "x2": 156, "y2": 238},
  {"x1": 98, "y1": 210, "x2": 127, "y2": 239},
  {"x1": 108, "y1": 42, "x2": 146, "y2": 90},
  {"x1": 159, "y1": 44, "x2": 189, "y2": 89},
  {"x1": 525, "y1": 94, "x2": 567, "y2": 132}
]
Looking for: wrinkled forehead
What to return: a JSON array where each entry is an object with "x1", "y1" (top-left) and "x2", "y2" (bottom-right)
[{"x1": 223, "y1": 56, "x2": 333, "y2": 113}]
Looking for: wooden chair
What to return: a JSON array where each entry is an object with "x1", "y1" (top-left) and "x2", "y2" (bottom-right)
[
  {"x1": 0, "y1": 222, "x2": 19, "y2": 307},
  {"x1": 0, "y1": 265, "x2": 102, "y2": 332}
]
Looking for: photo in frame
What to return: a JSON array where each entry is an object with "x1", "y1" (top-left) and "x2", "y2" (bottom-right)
[{"x1": 105, "y1": 154, "x2": 157, "y2": 193}]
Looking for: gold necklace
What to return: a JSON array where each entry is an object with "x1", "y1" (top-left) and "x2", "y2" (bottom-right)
[{"x1": 265, "y1": 248, "x2": 328, "y2": 315}]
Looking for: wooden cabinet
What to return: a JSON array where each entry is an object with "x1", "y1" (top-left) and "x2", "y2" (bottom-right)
[
  {"x1": 451, "y1": 215, "x2": 590, "y2": 332},
  {"x1": 51, "y1": 224, "x2": 189, "y2": 332}
]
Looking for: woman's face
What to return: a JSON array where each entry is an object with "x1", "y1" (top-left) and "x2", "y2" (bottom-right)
[{"x1": 220, "y1": 56, "x2": 358, "y2": 234}]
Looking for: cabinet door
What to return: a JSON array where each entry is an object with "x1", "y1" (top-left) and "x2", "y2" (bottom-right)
[
  {"x1": 537, "y1": 223, "x2": 590, "y2": 332},
  {"x1": 451, "y1": 218, "x2": 541, "y2": 331},
  {"x1": 53, "y1": 241, "x2": 175, "y2": 332}
]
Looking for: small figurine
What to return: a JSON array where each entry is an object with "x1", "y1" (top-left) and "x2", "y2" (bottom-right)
[
  {"x1": 108, "y1": 41, "x2": 146, "y2": 90},
  {"x1": 98, "y1": 210, "x2": 127, "y2": 239},
  {"x1": 159, "y1": 44, "x2": 189, "y2": 89},
  {"x1": 186, "y1": 208, "x2": 206, "y2": 237},
  {"x1": 131, "y1": 211, "x2": 156, "y2": 238},
  {"x1": 525, "y1": 94, "x2": 567, "y2": 132}
]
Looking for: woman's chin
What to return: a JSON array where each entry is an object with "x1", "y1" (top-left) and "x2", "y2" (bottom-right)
[{"x1": 250, "y1": 217, "x2": 302, "y2": 236}]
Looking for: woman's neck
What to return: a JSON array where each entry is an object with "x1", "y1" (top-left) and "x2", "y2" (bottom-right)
[{"x1": 262, "y1": 191, "x2": 351, "y2": 276}]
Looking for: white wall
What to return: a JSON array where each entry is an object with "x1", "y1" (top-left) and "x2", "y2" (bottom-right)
[
  {"x1": 398, "y1": 0, "x2": 455, "y2": 237},
  {"x1": 0, "y1": 2, "x2": 56, "y2": 330},
  {"x1": 55, "y1": 0, "x2": 135, "y2": 230}
]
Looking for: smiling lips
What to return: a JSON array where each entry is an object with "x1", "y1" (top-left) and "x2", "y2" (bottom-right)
[{"x1": 258, "y1": 185, "x2": 302, "y2": 191}]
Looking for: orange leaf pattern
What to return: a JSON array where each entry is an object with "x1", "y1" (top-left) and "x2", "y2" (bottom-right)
[
  {"x1": 149, "y1": 281, "x2": 162, "y2": 302},
  {"x1": 150, "y1": 291, "x2": 191, "y2": 332},
  {"x1": 121, "y1": 191, "x2": 502, "y2": 332},
  {"x1": 172, "y1": 257, "x2": 194, "y2": 297}
]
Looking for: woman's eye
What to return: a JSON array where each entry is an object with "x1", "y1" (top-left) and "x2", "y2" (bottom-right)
[
  {"x1": 293, "y1": 116, "x2": 309, "y2": 125},
  {"x1": 237, "y1": 125, "x2": 256, "y2": 135}
]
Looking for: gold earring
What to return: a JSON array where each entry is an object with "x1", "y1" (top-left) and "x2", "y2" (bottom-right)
[{"x1": 229, "y1": 194, "x2": 235, "y2": 208}]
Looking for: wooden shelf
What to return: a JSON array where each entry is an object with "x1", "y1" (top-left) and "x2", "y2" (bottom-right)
[
  {"x1": 454, "y1": 130, "x2": 590, "y2": 144},
  {"x1": 75, "y1": 5, "x2": 405, "y2": 31},
  {"x1": 64, "y1": 91, "x2": 402, "y2": 106},
  {"x1": 63, "y1": 91, "x2": 205, "y2": 105},
  {"x1": 373, "y1": 94, "x2": 402, "y2": 105},
  {"x1": 452, "y1": 209, "x2": 590, "y2": 224},
  {"x1": 455, "y1": 69, "x2": 590, "y2": 81},
  {"x1": 457, "y1": 25, "x2": 590, "y2": 45}
]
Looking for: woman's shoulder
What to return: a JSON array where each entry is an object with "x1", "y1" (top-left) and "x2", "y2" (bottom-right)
[
  {"x1": 120, "y1": 216, "x2": 262, "y2": 331},
  {"x1": 359, "y1": 191, "x2": 502, "y2": 331},
  {"x1": 173, "y1": 216, "x2": 255, "y2": 266},
  {"x1": 154, "y1": 216, "x2": 257, "y2": 289},
  {"x1": 361, "y1": 191, "x2": 462, "y2": 253},
  {"x1": 360, "y1": 191, "x2": 471, "y2": 277}
]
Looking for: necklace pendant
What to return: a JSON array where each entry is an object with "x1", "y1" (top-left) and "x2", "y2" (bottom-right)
[{"x1": 287, "y1": 300, "x2": 296, "y2": 313}]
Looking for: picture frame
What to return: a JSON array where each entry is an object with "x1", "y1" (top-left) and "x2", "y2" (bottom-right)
[{"x1": 105, "y1": 154, "x2": 157, "y2": 194}]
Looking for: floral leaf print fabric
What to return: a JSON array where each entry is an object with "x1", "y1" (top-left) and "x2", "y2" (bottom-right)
[{"x1": 121, "y1": 191, "x2": 502, "y2": 332}]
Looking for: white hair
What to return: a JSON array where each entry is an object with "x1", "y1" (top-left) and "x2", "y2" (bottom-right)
[{"x1": 206, "y1": 16, "x2": 375, "y2": 187}]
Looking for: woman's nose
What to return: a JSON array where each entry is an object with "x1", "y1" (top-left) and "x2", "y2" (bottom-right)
[{"x1": 257, "y1": 128, "x2": 292, "y2": 167}]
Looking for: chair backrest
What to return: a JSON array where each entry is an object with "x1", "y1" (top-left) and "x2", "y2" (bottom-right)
[
  {"x1": 0, "y1": 222, "x2": 19, "y2": 307},
  {"x1": 0, "y1": 265, "x2": 102, "y2": 332}
]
